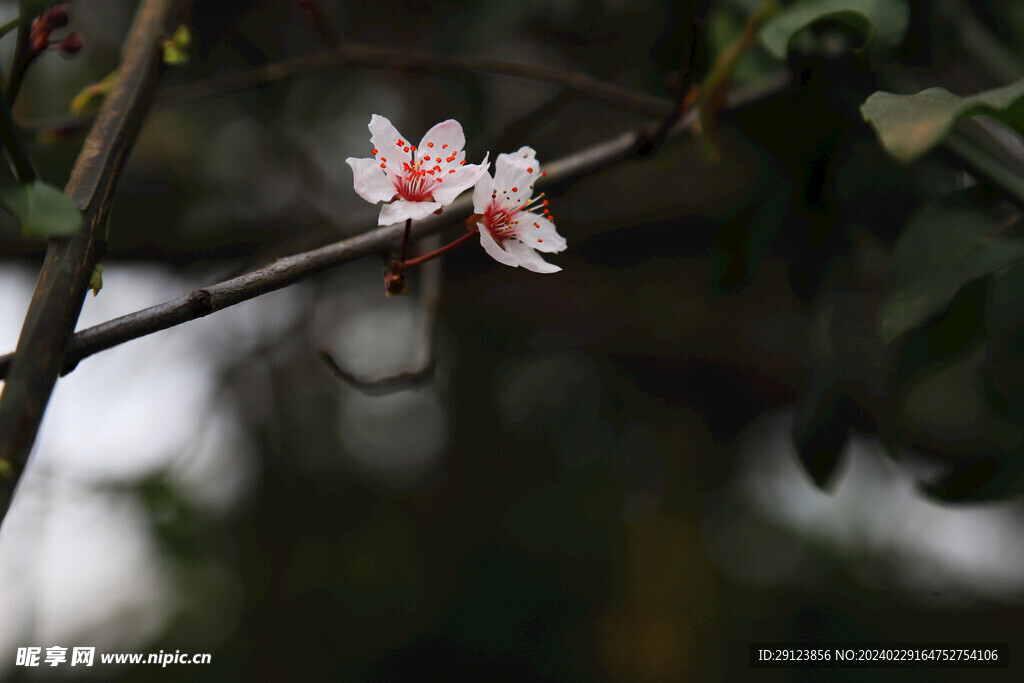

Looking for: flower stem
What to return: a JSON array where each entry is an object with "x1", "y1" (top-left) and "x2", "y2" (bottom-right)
[
  {"x1": 404, "y1": 229, "x2": 476, "y2": 268},
  {"x1": 399, "y1": 217, "x2": 412, "y2": 264}
]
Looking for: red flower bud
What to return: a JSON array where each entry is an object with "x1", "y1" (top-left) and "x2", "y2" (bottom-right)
[
  {"x1": 58, "y1": 32, "x2": 83, "y2": 57},
  {"x1": 29, "y1": 30, "x2": 49, "y2": 54},
  {"x1": 45, "y1": 4, "x2": 70, "y2": 29}
]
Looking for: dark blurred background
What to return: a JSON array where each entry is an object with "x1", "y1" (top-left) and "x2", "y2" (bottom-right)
[{"x1": 1, "y1": 0, "x2": 1023, "y2": 680}]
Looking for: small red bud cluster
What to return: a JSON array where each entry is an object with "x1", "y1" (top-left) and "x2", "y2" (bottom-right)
[{"x1": 28, "y1": 4, "x2": 82, "y2": 58}]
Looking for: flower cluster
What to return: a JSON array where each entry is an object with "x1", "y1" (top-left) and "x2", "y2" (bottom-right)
[{"x1": 347, "y1": 115, "x2": 566, "y2": 274}]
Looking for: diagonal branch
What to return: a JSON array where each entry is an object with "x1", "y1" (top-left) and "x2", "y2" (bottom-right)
[
  {"x1": 20, "y1": 40, "x2": 676, "y2": 135},
  {"x1": 0, "y1": 0, "x2": 179, "y2": 502},
  {"x1": 0, "y1": 73, "x2": 791, "y2": 385}
]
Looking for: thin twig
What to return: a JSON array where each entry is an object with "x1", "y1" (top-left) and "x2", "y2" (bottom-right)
[
  {"x1": 19, "y1": 40, "x2": 676, "y2": 134},
  {"x1": 0, "y1": 69, "x2": 37, "y2": 181},
  {"x1": 318, "y1": 236, "x2": 443, "y2": 394},
  {"x1": 293, "y1": 0, "x2": 341, "y2": 49},
  {"x1": 637, "y1": 18, "x2": 705, "y2": 156},
  {"x1": 5, "y1": 16, "x2": 32, "y2": 102},
  {"x1": 0, "y1": 0, "x2": 179, "y2": 518},
  {"x1": 0, "y1": 73, "x2": 792, "y2": 385}
]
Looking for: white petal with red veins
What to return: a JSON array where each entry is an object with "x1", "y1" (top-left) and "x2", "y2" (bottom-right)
[
  {"x1": 346, "y1": 157, "x2": 398, "y2": 204},
  {"x1": 369, "y1": 114, "x2": 412, "y2": 170},
  {"x1": 433, "y1": 154, "x2": 489, "y2": 205},
  {"x1": 378, "y1": 198, "x2": 441, "y2": 226},
  {"x1": 493, "y1": 146, "x2": 541, "y2": 198},
  {"x1": 517, "y1": 213, "x2": 566, "y2": 253},
  {"x1": 417, "y1": 119, "x2": 466, "y2": 159},
  {"x1": 504, "y1": 238, "x2": 561, "y2": 273},
  {"x1": 472, "y1": 171, "x2": 495, "y2": 214},
  {"x1": 478, "y1": 222, "x2": 521, "y2": 268}
]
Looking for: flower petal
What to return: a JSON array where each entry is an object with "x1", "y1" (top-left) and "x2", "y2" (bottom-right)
[
  {"x1": 418, "y1": 119, "x2": 466, "y2": 157},
  {"x1": 432, "y1": 153, "x2": 489, "y2": 206},
  {"x1": 516, "y1": 213, "x2": 566, "y2": 253},
  {"x1": 346, "y1": 157, "x2": 398, "y2": 205},
  {"x1": 504, "y1": 238, "x2": 561, "y2": 273},
  {"x1": 378, "y1": 198, "x2": 439, "y2": 226},
  {"x1": 369, "y1": 114, "x2": 412, "y2": 167},
  {"x1": 478, "y1": 222, "x2": 521, "y2": 268},
  {"x1": 472, "y1": 170, "x2": 495, "y2": 214},
  {"x1": 493, "y1": 146, "x2": 541, "y2": 198}
]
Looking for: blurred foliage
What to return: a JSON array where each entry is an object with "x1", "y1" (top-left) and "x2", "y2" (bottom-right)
[
  {"x1": 759, "y1": 0, "x2": 909, "y2": 60},
  {"x1": 862, "y1": 78, "x2": 1024, "y2": 163},
  {"x1": 0, "y1": 179, "x2": 82, "y2": 237}
]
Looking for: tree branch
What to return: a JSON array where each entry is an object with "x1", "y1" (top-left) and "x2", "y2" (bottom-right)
[
  {"x1": 0, "y1": 73, "x2": 791, "y2": 385},
  {"x1": 20, "y1": 39, "x2": 677, "y2": 135},
  {"x1": 0, "y1": 0, "x2": 179, "y2": 510}
]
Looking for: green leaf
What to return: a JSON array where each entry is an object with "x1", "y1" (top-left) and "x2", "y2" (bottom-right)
[
  {"x1": 984, "y1": 261, "x2": 1024, "y2": 420},
  {"x1": 162, "y1": 24, "x2": 191, "y2": 65},
  {"x1": 881, "y1": 192, "x2": 1024, "y2": 343},
  {"x1": 760, "y1": 0, "x2": 909, "y2": 60},
  {"x1": 90, "y1": 262, "x2": 103, "y2": 296},
  {"x1": 0, "y1": 180, "x2": 82, "y2": 238},
  {"x1": 862, "y1": 79, "x2": 1024, "y2": 164}
]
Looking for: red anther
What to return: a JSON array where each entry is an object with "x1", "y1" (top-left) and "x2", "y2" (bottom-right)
[
  {"x1": 397, "y1": 139, "x2": 404, "y2": 145},
  {"x1": 427, "y1": 142, "x2": 434, "y2": 147},
  {"x1": 448, "y1": 169, "x2": 455, "y2": 173},
  {"x1": 442, "y1": 144, "x2": 448, "y2": 149},
  {"x1": 538, "y1": 239, "x2": 543, "y2": 242},
  {"x1": 58, "y1": 32, "x2": 83, "y2": 57},
  {"x1": 511, "y1": 187, "x2": 518, "y2": 192},
  {"x1": 404, "y1": 146, "x2": 410, "y2": 152},
  {"x1": 372, "y1": 148, "x2": 378, "y2": 154},
  {"x1": 459, "y1": 160, "x2": 466, "y2": 165},
  {"x1": 541, "y1": 170, "x2": 547, "y2": 176},
  {"x1": 527, "y1": 167, "x2": 533, "y2": 172},
  {"x1": 380, "y1": 163, "x2": 386, "y2": 168}
]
